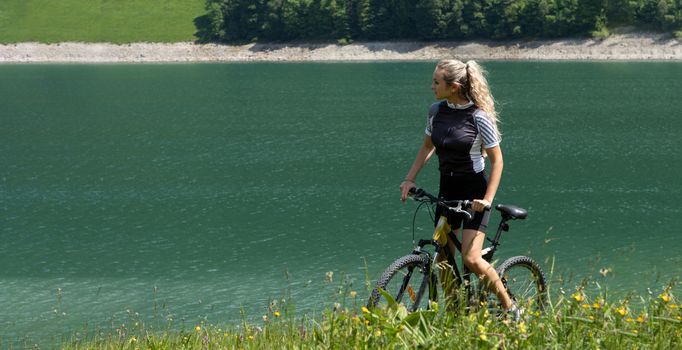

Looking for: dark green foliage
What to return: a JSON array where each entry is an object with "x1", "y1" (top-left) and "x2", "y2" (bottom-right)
[{"x1": 200, "y1": 0, "x2": 682, "y2": 42}]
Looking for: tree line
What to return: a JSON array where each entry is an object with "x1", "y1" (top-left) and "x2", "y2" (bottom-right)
[{"x1": 199, "y1": 0, "x2": 682, "y2": 42}]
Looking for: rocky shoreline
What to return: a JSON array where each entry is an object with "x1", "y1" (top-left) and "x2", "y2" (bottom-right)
[{"x1": 1, "y1": 33, "x2": 680, "y2": 63}]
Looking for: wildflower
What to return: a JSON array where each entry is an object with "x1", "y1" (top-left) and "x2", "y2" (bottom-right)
[
  {"x1": 632, "y1": 330, "x2": 638, "y2": 334},
  {"x1": 361, "y1": 306, "x2": 370, "y2": 314},
  {"x1": 333, "y1": 302, "x2": 341, "y2": 311},
  {"x1": 477, "y1": 324, "x2": 486, "y2": 333},
  {"x1": 352, "y1": 316, "x2": 360, "y2": 324},
  {"x1": 350, "y1": 290, "x2": 357, "y2": 298},
  {"x1": 668, "y1": 304, "x2": 678, "y2": 309},
  {"x1": 572, "y1": 292, "x2": 585, "y2": 302},
  {"x1": 373, "y1": 330, "x2": 382, "y2": 337},
  {"x1": 274, "y1": 311, "x2": 281, "y2": 317},
  {"x1": 581, "y1": 303, "x2": 591, "y2": 309},
  {"x1": 588, "y1": 316, "x2": 594, "y2": 320},
  {"x1": 676, "y1": 316, "x2": 681, "y2": 321},
  {"x1": 616, "y1": 306, "x2": 628, "y2": 316},
  {"x1": 518, "y1": 322, "x2": 527, "y2": 334},
  {"x1": 659, "y1": 293, "x2": 672, "y2": 303},
  {"x1": 593, "y1": 302, "x2": 601, "y2": 309},
  {"x1": 364, "y1": 319, "x2": 370, "y2": 326},
  {"x1": 479, "y1": 333, "x2": 488, "y2": 341},
  {"x1": 636, "y1": 315, "x2": 645, "y2": 323},
  {"x1": 195, "y1": 325, "x2": 201, "y2": 332},
  {"x1": 129, "y1": 336, "x2": 137, "y2": 344},
  {"x1": 599, "y1": 268, "x2": 610, "y2": 277},
  {"x1": 248, "y1": 335, "x2": 254, "y2": 341},
  {"x1": 262, "y1": 315, "x2": 268, "y2": 322},
  {"x1": 625, "y1": 317, "x2": 633, "y2": 323}
]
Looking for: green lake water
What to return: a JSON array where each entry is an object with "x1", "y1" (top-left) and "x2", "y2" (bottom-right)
[{"x1": 1, "y1": 62, "x2": 681, "y2": 346}]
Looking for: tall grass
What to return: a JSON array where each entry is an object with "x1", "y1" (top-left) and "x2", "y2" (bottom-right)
[
  {"x1": 0, "y1": 0, "x2": 205, "y2": 43},
  {"x1": 56, "y1": 276, "x2": 681, "y2": 350}
]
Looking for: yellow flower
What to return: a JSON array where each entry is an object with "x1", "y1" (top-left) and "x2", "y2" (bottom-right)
[
  {"x1": 616, "y1": 306, "x2": 628, "y2": 316},
  {"x1": 129, "y1": 336, "x2": 137, "y2": 344},
  {"x1": 632, "y1": 330, "x2": 638, "y2": 334},
  {"x1": 248, "y1": 335, "x2": 254, "y2": 341},
  {"x1": 668, "y1": 304, "x2": 678, "y2": 309},
  {"x1": 477, "y1": 324, "x2": 486, "y2": 333},
  {"x1": 593, "y1": 302, "x2": 601, "y2": 309},
  {"x1": 479, "y1": 333, "x2": 488, "y2": 341},
  {"x1": 572, "y1": 293, "x2": 585, "y2": 302},
  {"x1": 588, "y1": 316, "x2": 594, "y2": 320},
  {"x1": 373, "y1": 330, "x2": 382, "y2": 337},
  {"x1": 364, "y1": 319, "x2": 370, "y2": 326},
  {"x1": 581, "y1": 303, "x2": 591, "y2": 309},
  {"x1": 361, "y1": 306, "x2": 370, "y2": 314},
  {"x1": 350, "y1": 291, "x2": 357, "y2": 298},
  {"x1": 636, "y1": 315, "x2": 645, "y2": 323},
  {"x1": 352, "y1": 316, "x2": 360, "y2": 324},
  {"x1": 274, "y1": 311, "x2": 281, "y2": 317},
  {"x1": 195, "y1": 325, "x2": 201, "y2": 332},
  {"x1": 660, "y1": 293, "x2": 672, "y2": 303},
  {"x1": 518, "y1": 322, "x2": 527, "y2": 334},
  {"x1": 625, "y1": 317, "x2": 633, "y2": 323}
]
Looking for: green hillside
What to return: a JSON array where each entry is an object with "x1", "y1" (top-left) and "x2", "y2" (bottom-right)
[{"x1": 0, "y1": 0, "x2": 205, "y2": 43}]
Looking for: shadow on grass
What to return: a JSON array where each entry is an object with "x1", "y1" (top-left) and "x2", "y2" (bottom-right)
[{"x1": 193, "y1": 14, "x2": 213, "y2": 44}]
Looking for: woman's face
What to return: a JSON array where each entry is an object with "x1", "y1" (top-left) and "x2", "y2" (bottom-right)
[{"x1": 432, "y1": 68, "x2": 454, "y2": 100}]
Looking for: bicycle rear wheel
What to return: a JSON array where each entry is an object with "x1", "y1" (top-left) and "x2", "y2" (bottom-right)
[
  {"x1": 496, "y1": 256, "x2": 547, "y2": 311},
  {"x1": 367, "y1": 254, "x2": 436, "y2": 312}
]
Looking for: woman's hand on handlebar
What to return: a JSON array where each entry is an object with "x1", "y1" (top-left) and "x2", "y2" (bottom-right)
[
  {"x1": 472, "y1": 199, "x2": 491, "y2": 212},
  {"x1": 400, "y1": 180, "x2": 416, "y2": 202}
]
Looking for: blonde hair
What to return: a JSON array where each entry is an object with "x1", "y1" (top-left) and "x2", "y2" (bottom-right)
[{"x1": 436, "y1": 59, "x2": 501, "y2": 139}]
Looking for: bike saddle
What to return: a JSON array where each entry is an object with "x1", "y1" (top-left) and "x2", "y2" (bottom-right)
[{"x1": 495, "y1": 204, "x2": 528, "y2": 219}]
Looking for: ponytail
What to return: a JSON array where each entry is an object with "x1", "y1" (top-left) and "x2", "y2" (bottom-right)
[{"x1": 465, "y1": 60, "x2": 501, "y2": 140}]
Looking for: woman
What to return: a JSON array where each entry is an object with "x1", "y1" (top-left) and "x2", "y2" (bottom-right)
[{"x1": 399, "y1": 59, "x2": 516, "y2": 314}]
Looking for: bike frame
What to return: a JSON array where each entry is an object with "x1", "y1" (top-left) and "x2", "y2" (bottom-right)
[{"x1": 410, "y1": 210, "x2": 515, "y2": 307}]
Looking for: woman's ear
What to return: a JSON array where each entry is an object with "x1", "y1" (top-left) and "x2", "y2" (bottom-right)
[{"x1": 450, "y1": 83, "x2": 458, "y2": 93}]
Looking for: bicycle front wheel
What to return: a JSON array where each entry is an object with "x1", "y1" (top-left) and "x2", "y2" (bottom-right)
[
  {"x1": 367, "y1": 254, "x2": 436, "y2": 312},
  {"x1": 496, "y1": 256, "x2": 547, "y2": 311}
]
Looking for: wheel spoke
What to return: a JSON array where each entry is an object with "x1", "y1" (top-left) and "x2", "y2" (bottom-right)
[{"x1": 368, "y1": 255, "x2": 433, "y2": 311}]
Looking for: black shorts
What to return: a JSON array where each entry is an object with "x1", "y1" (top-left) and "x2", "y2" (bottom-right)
[{"x1": 434, "y1": 171, "x2": 491, "y2": 233}]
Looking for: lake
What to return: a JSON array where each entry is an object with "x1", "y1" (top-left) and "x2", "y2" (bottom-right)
[{"x1": 1, "y1": 62, "x2": 680, "y2": 346}]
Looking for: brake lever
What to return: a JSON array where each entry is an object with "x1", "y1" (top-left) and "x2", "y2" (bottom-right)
[{"x1": 446, "y1": 202, "x2": 473, "y2": 221}]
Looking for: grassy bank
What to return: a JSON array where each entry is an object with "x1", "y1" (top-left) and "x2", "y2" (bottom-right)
[
  {"x1": 56, "y1": 280, "x2": 681, "y2": 349},
  {"x1": 0, "y1": 0, "x2": 204, "y2": 43}
]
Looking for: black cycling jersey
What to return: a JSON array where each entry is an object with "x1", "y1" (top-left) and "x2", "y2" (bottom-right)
[{"x1": 425, "y1": 100, "x2": 499, "y2": 175}]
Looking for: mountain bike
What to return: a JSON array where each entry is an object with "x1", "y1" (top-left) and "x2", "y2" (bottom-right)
[{"x1": 367, "y1": 187, "x2": 546, "y2": 315}]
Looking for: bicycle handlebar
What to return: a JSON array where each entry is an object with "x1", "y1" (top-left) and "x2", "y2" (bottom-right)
[{"x1": 408, "y1": 187, "x2": 489, "y2": 221}]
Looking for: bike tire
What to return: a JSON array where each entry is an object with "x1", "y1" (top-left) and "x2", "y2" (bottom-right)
[
  {"x1": 495, "y1": 255, "x2": 547, "y2": 311},
  {"x1": 367, "y1": 254, "x2": 436, "y2": 312}
]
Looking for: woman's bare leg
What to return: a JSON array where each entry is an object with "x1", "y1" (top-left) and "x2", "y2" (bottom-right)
[{"x1": 461, "y1": 229, "x2": 513, "y2": 309}]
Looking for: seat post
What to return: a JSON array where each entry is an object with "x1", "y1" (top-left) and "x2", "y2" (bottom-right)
[{"x1": 489, "y1": 215, "x2": 510, "y2": 248}]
